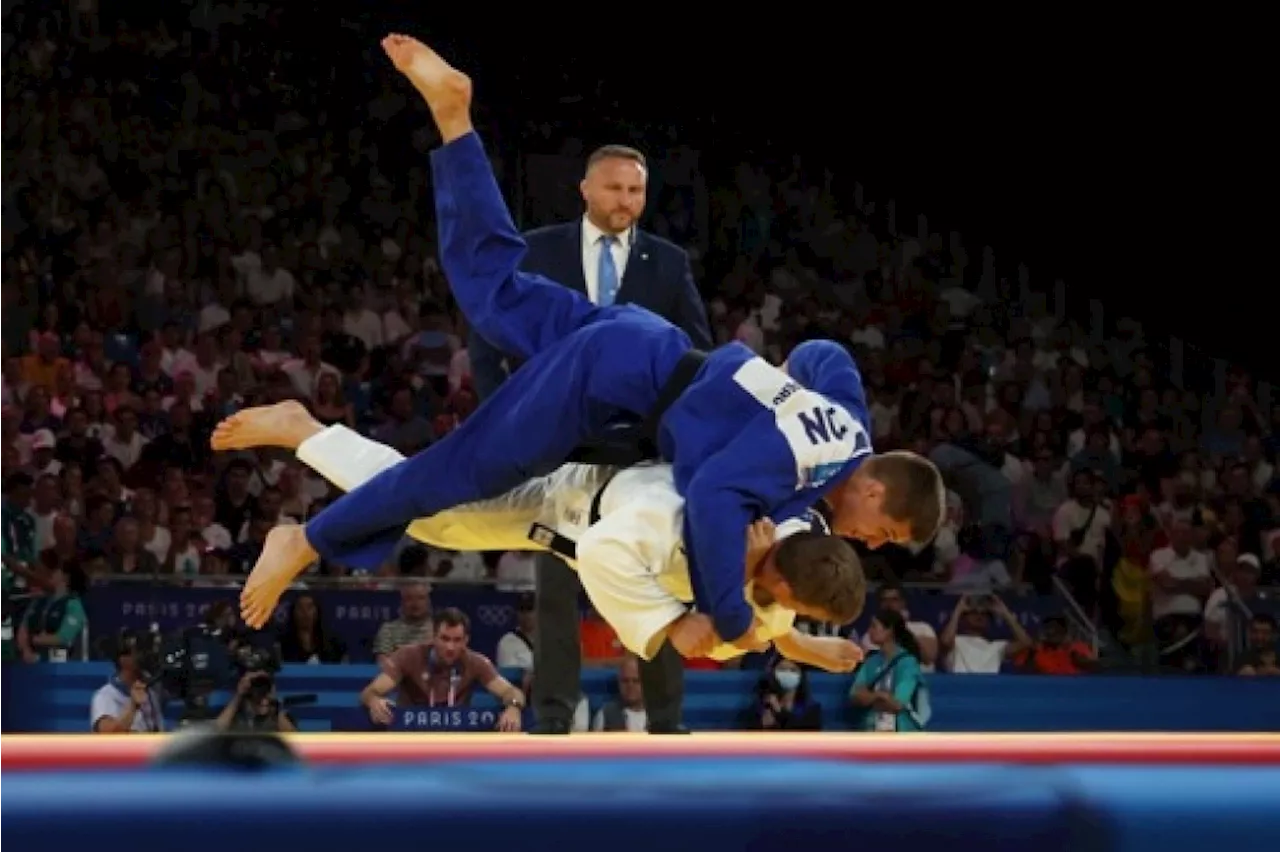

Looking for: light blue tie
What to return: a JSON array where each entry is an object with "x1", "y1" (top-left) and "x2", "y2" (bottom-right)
[{"x1": 597, "y1": 234, "x2": 620, "y2": 306}]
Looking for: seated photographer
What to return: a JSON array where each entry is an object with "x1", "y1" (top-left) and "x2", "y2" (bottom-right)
[
  {"x1": 90, "y1": 631, "x2": 165, "y2": 733},
  {"x1": 214, "y1": 671, "x2": 298, "y2": 733},
  {"x1": 360, "y1": 607, "x2": 525, "y2": 732}
]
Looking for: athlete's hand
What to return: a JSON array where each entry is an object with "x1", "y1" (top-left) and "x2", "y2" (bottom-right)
[
  {"x1": 730, "y1": 617, "x2": 771, "y2": 653},
  {"x1": 668, "y1": 613, "x2": 718, "y2": 658},
  {"x1": 745, "y1": 518, "x2": 776, "y2": 571}
]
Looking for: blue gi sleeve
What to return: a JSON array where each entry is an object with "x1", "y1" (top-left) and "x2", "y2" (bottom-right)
[
  {"x1": 682, "y1": 419, "x2": 802, "y2": 643},
  {"x1": 787, "y1": 340, "x2": 868, "y2": 421}
]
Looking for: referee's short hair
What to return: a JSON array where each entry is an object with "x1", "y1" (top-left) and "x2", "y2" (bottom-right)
[{"x1": 586, "y1": 144, "x2": 647, "y2": 172}]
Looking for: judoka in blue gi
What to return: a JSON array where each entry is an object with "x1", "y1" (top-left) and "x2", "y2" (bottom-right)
[{"x1": 229, "y1": 35, "x2": 945, "y2": 643}]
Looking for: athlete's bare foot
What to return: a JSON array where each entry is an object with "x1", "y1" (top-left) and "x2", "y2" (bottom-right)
[
  {"x1": 380, "y1": 34, "x2": 473, "y2": 142},
  {"x1": 240, "y1": 524, "x2": 318, "y2": 629},
  {"x1": 210, "y1": 400, "x2": 323, "y2": 453}
]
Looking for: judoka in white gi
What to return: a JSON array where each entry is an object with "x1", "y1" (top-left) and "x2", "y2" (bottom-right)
[{"x1": 213, "y1": 401, "x2": 865, "y2": 671}]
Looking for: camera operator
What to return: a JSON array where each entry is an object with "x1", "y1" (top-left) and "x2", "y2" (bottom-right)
[
  {"x1": 214, "y1": 670, "x2": 297, "y2": 733},
  {"x1": 90, "y1": 632, "x2": 165, "y2": 733}
]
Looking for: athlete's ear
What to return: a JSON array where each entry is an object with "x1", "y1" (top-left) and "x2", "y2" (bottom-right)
[{"x1": 861, "y1": 476, "x2": 886, "y2": 505}]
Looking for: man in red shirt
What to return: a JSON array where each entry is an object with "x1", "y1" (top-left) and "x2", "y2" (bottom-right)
[
  {"x1": 359, "y1": 608, "x2": 526, "y2": 731},
  {"x1": 1015, "y1": 615, "x2": 1098, "y2": 675}
]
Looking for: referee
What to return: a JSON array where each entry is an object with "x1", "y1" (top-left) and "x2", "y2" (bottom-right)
[{"x1": 470, "y1": 143, "x2": 711, "y2": 734}]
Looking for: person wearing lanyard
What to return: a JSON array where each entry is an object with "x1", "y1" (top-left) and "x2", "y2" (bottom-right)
[
  {"x1": 91, "y1": 631, "x2": 165, "y2": 733},
  {"x1": 2, "y1": 560, "x2": 18, "y2": 662},
  {"x1": 360, "y1": 608, "x2": 526, "y2": 732},
  {"x1": 16, "y1": 564, "x2": 86, "y2": 663}
]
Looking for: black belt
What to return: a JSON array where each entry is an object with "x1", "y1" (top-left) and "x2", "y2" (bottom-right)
[
  {"x1": 528, "y1": 471, "x2": 616, "y2": 561},
  {"x1": 565, "y1": 349, "x2": 708, "y2": 467}
]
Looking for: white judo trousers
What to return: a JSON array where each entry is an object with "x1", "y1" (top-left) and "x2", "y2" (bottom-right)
[{"x1": 296, "y1": 425, "x2": 797, "y2": 661}]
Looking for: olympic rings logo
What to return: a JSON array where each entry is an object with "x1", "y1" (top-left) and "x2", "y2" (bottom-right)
[{"x1": 475, "y1": 605, "x2": 514, "y2": 627}]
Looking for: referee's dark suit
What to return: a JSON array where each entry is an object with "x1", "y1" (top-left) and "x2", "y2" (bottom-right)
[{"x1": 470, "y1": 218, "x2": 712, "y2": 733}]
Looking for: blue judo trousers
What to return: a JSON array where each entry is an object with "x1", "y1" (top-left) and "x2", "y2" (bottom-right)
[{"x1": 305, "y1": 132, "x2": 874, "y2": 641}]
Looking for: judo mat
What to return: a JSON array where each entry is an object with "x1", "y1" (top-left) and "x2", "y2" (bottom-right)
[{"x1": 4, "y1": 733, "x2": 1280, "y2": 852}]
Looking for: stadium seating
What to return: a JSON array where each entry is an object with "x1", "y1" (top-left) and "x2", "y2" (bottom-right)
[{"x1": 8, "y1": 663, "x2": 1278, "y2": 733}]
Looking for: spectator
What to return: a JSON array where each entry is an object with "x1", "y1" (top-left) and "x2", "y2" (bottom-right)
[
  {"x1": 225, "y1": 511, "x2": 274, "y2": 574},
  {"x1": 745, "y1": 659, "x2": 822, "y2": 731},
  {"x1": 311, "y1": 372, "x2": 354, "y2": 429},
  {"x1": 494, "y1": 593, "x2": 535, "y2": 671},
  {"x1": 939, "y1": 594, "x2": 1033, "y2": 674},
  {"x1": 28, "y1": 429, "x2": 61, "y2": 477},
  {"x1": 213, "y1": 459, "x2": 258, "y2": 534},
  {"x1": 591, "y1": 655, "x2": 648, "y2": 732},
  {"x1": 1149, "y1": 516, "x2": 1213, "y2": 670},
  {"x1": 360, "y1": 608, "x2": 525, "y2": 731},
  {"x1": 1014, "y1": 614, "x2": 1097, "y2": 675},
  {"x1": 494, "y1": 548, "x2": 537, "y2": 592},
  {"x1": 850, "y1": 609, "x2": 927, "y2": 732},
  {"x1": 279, "y1": 594, "x2": 347, "y2": 664},
  {"x1": 860, "y1": 583, "x2": 939, "y2": 671},
  {"x1": 29, "y1": 473, "x2": 61, "y2": 553},
  {"x1": 2, "y1": 473, "x2": 39, "y2": 591},
  {"x1": 371, "y1": 578, "x2": 433, "y2": 662},
  {"x1": 106, "y1": 517, "x2": 161, "y2": 577},
  {"x1": 1054, "y1": 469, "x2": 1112, "y2": 611},
  {"x1": 102, "y1": 406, "x2": 148, "y2": 471},
  {"x1": 39, "y1": 514, "x2": 81, "y2": 589},
  {"x1": 1237, "y1": 614, "x2": 1279, "y2": 676},
  {"x1": 1203, "y1": 553, "x2": 1261, "y2": 651}
]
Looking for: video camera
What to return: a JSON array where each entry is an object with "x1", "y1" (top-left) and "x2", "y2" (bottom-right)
[
  {"x1": 232, "y1": 640, "x2": 282, "y2": 705},
  {"x1": 118, "y1": 622, "x2": 281, "y2": 724}
]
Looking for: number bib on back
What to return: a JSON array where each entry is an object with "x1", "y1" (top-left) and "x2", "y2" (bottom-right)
[{"x1": 732, "y1": 358, "x2": 871, "y2": 490}]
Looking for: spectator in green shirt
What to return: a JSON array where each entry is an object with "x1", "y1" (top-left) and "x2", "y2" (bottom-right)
[
  {"x1": 2, "y1": 562, "x2": 17, "y2": 662},
  {"x1": 17, "y1": 564, "x2": 86, "y2": 663},
  {"x1": 0, "y1": 470, "x2": 37, "y2": 570}
]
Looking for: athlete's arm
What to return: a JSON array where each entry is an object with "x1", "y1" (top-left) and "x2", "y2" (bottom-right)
[
  {"x1": 785, "y1": 339, "x2": 869, "y2": 417},
  {"x1": 574, "y1": 492, "x2": 696, "y2": 660},
  {"x1": 682, "y1": 425, "x2": 801, "y2": 644},
  {"x1": 684, "y1": 398, "x2": 869, "y2": 644}
]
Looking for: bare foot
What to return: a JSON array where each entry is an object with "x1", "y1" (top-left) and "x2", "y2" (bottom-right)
[
  {"x1": 211, "y1": 400, "x2": 322, "y2": 452},
  {"x1": 380, "y1": 34, "x2": 473, "y2": 141},
  {"x1": 240, "y1": 525, "x2": 318, "y2": 629}
]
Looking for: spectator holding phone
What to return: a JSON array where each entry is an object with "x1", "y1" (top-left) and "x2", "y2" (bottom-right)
[{"x1": 939, "y1": 593, "x2": 1033, "y2": 674}]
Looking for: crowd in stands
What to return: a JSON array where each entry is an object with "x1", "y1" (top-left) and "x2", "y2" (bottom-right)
[{"x1": 2, "y1": 0, "x2": 1277, "y2": 705}]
